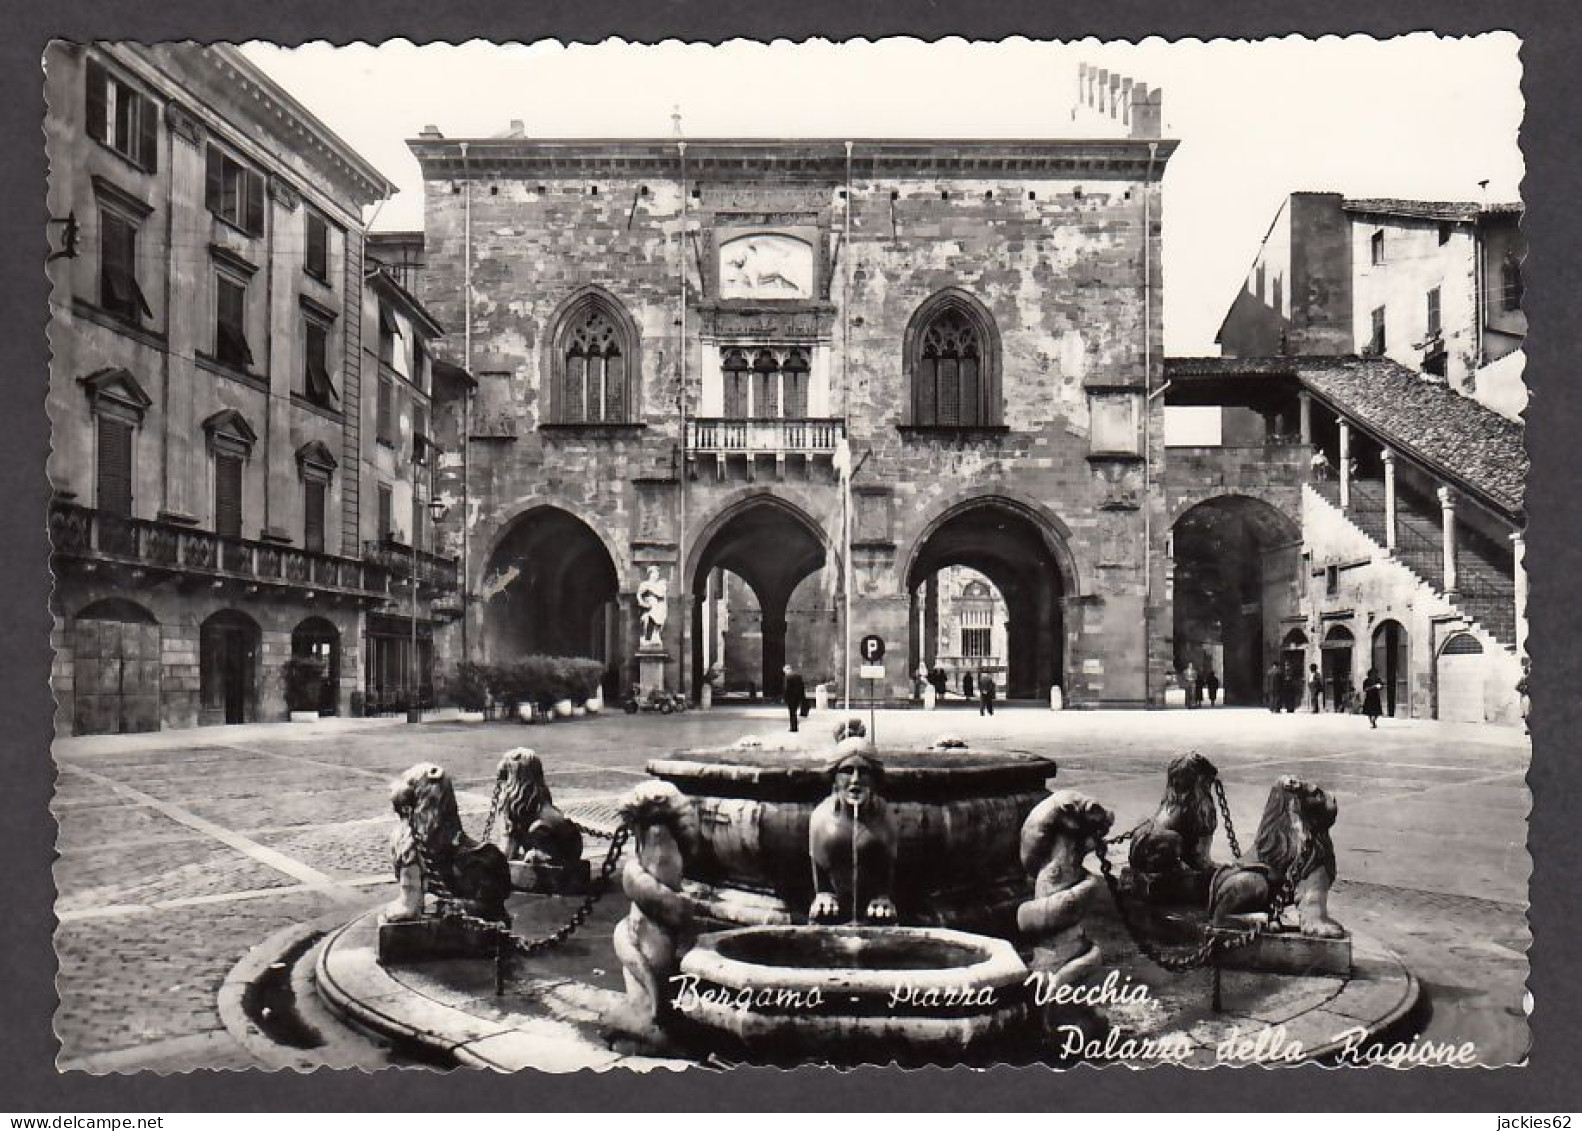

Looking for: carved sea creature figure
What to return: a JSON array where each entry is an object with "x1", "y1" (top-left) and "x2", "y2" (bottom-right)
[
  {"x1": 611, "y1": 781, "x2": 699, "y2": 1031},
  {"x1": 382, "y1": 762, "x2": 511, "y2": 924},
  {"x1": 1208, "y1": 777, "x2": 1344, "y2": 938},
  {"x1": 808, "y1": 739, "x2": 898, "y2": 924}
]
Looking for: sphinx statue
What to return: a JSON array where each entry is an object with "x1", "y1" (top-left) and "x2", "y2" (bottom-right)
[
  {"x1": 496, "y1": 748, "x2": 588, "y2": 892},
  {"x1": 808, "y1": 739, "x2": 898, "y2": 924},
  {"x1": 610, "y1": 781, "x2": 699, "y2": 1034}
]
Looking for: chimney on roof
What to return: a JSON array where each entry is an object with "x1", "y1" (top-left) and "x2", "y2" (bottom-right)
[
  {"x1": 419, "y1": 124, "x2": 443, "y2": 139},
  {"x1": 1130, "y1": 83, "x2": 1162, "y2": 140},
  {"x1": 508, "y1": 119, "x2": 526, "y2": 138}
]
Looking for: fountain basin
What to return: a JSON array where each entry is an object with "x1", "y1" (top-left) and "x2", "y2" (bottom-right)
[
  {"x1": 649, "y1": 746, "x2": 1055, "y2": 929},
  {"x1": 676, "y1": 925, "x2": 1029, "y2": 1060}
]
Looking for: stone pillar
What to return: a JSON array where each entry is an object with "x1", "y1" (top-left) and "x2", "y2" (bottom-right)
[
  {"x1": 1513, "y1": 532, "x2": 1527, "y2": 658},
  {"x1": 1298, "y1": 390, "x2": 1312, "y2": 446},
  {"x1": 1382, "y1": 448, "x2": 1397, "y2": 551},
  {"x1": 1438, "y1": 486, "x2": 1459, "y2": 595},
  {"x1": 923, "y1": 573, "x2": 939, "y2": 668},
  {"x1": 1338, "y1": 420, "x2": 1351, "y2": 510}
]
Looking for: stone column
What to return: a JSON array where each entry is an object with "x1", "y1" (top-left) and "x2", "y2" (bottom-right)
[
  {"x1": 1298, "y1": 390, "x2": 1312, "y2": 446},
  {"x1": 1338, "y1": 420, "x2": 1351, "y2": 510},
  {"x1": 1382, "y1": 448, "x2": 1397, "y2": 551},
  {"x1": 1513, "y1": 532, "x2": 1527, "y2": 658},
  {"x1": 1438, "y1": 486, "x2": 1459, "y2": 595}
]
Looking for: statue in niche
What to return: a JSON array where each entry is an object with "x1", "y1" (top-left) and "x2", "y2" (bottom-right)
[
  {"x1": 808, "y1": 741, "x2": 898, "y2": 924},
  {"x1": 636, "y1": 565, "x2": 668, "y2": 650}
]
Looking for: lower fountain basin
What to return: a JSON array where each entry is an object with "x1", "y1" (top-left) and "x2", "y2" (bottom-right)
[
  {"x1": 676, "y1": 925, "x2": 1029, "y2": 1061},
  {"x1": 649, "y1": 745, "x2": 1056, "y2": 930}
]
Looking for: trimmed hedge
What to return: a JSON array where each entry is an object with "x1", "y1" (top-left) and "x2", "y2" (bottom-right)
[{"x1": 445, "y1": 656, "x2": 604, "y2": 712}]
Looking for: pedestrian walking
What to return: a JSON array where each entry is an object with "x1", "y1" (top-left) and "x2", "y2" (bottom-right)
[
  {"x1": 1308, "y1": 664, "x2": 1324, "y2": 713},
  {"x1": 1183, "y1": 662, "x2": 1199, "y2": 709},
  {"x1": 782, "y1": 664, "x2": 806, "y2": 733},
  {"x1": 1266, "y1": 661, "x2": 1284, "y2": 712},
  {"x1": 1204, "y1": 667, "x2": 1220, "y2": 707},
  {"x1": 962, "y1": 671, "x2": 975, "y2": 701},
  {"x1": 978, "y1": 673, "x2": 997, "y2": 717},
  {"x1": 1362, "y1": 667, "x2": 1384, "y2": 728}
]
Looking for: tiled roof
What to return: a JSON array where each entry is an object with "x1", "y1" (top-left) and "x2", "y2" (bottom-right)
[
  {"x1": 1165, "y1": 356, "x2": 1528, "y2": 517},
  {"x1": 1340, "y1": 198, "x2": 1523, "y2": 222}
]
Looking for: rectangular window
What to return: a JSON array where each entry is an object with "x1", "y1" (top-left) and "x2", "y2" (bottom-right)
[
  {"x1": 1369, "y1": 306, "x2": 1387, "y2": 355},
  {"x1": 962, "y1": 627, "x2": 992, "y2": 659},
  {"x1": 1426, "y1": 287, "x2": 1441, "y2": 338},
  {"x1": 377, "y1": 483, "x2": 393, "y2": 543},
  {"x1": 214, "y1": 274, "x2": 253, "y2": 369},
  {"x1": 86, "y1": 58, "x2": 158, "y2": 171},
  {"x1": 413, "y1": 339, "x2": 429, "y2": 394},
  {"x1": 303, "y1": 479, "x2": 326, "y2": 554},
  {"x1": 99, "y1": 210, "x2": 151, "y2": 323},
  {"x1": 205, "y1": 145, "x2": 264, "y2": 236},
  {"x1": 1501, "y1": 260, "x2": 1524, "y2": 311},
  {"x1": 377, "y1": 375, "x2": 394, "y2": 444},
  {"x1": 1324, "y1": 565, "x2": 1340, "y2": 597},
  {"x1": 96, "y1": 417, "x2": 133, "y2": 517},
  {"x1": 378, "y1": 305, "x2": 400, "y2": 368},
  {"x1": 214, "y1": 453, "x2": 243, "y2": 538},
  {"x1": 305, "y1": 211, "x2": 329, "y2": 281},
  {"x1": 1370, "y1": 229, "x2": 1385, "y2": 266},
  {"x1": 304, "y1": 318, "x2": 337, "y2": 408}
]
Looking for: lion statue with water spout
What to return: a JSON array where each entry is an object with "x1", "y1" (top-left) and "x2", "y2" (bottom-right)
[
  {"x1": 382, "y1": 762, "x2": 512, "y2": 925},
  {"x1": 808, "y1": 739, "x2": 898, "y2": 924},
  {"x1": 1126, "y1": 752, "x2": 1221, "y2": 903},
  {"x1": 1208, "y1": 776, "x2": 1344, "y2": 938},
  {"x1": 497, "y1": 748, "x2": 584, "y2": 872}
]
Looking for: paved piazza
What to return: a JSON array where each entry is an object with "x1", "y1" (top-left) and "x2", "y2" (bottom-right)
[{"x1": 50, "y1": 706, "x2": 1530, "y2": 1071}]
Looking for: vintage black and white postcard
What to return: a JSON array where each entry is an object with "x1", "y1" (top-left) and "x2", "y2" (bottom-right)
[{"x1": 35, "y1": 30, "x2": 1545, "y2": 1094}]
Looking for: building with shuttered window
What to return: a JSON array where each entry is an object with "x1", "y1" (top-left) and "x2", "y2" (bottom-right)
[{"x1": 46, "y1": 43, "x2": 463, "y2": 733}]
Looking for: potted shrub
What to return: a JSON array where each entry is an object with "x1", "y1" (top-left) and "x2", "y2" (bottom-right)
[{"x1": 282, "y1": 656, "x2": 325, "y2": 723}]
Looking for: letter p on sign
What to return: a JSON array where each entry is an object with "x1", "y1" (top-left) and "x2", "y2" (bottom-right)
[{"x1": 860, "y1": 634, "x2": 886, "y2": 662}]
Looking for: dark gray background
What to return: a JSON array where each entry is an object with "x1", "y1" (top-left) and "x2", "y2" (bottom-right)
[{"x1": 4, "y1": 0, "x2": 1575, "y2": 1112}]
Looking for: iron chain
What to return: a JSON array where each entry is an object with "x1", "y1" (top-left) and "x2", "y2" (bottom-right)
[{"x1": 1213, "y1": 777, "x2": 1243, "y2": 860}]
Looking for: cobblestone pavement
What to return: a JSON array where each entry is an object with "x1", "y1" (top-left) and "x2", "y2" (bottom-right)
[{"x1": 50, "y1": 704, "x2": 1531, "y2": 1070}]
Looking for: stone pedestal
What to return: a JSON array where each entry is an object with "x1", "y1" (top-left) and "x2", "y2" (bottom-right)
[
  {"x1": 509, "y1": 858, "x2": 591, "y2": 895},
  {"x1": 377, "y1": 916, "x2": 504, "y2": 965},
  {"x1": 1208, "y1": 919, "x2": 1352, "y2": 977},
  {"x1": 638, "y1": 650, "x2": 669, "y2": 692}
]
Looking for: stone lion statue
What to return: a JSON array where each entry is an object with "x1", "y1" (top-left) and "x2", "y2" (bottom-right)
[
  {"x1": 611, "y1": 780, "x2": 700, "y2": 1033},
  {"x1": 808, "y1": 740, "x2": 898, "y2": 924},
  {"x1": 382, "y1": 762, "x2": 512, "y2": 925},
  {"x1": 496, "y1": 748, "x2": 583, "y2": 870},
  {"x1": 1127, "y1": 752, "x2": 1221, "y2": 901},
  {"x1": 1208, "y1": 776, "x2": 1344, "y2": 938}
]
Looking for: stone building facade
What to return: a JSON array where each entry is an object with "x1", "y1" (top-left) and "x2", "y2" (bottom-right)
[
  {"x1": 412, "y1": 134, "x2": 1176, "y2": 706},
  {"x1": 46, "y1": 43, "x2": 460, "y2": 734}
]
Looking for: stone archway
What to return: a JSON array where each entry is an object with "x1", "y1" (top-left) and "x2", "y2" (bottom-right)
[
  {"x1": 200, "y1": 609, "x2": 260, "y2": 726},
  {"x1": 690, "y1": 496, "x2": 832, "y2": 699},
  {"x1": 480, "y1": 507, "x2": 622, "y2": 686},
  {"x1": 1171, "y1": 495, "x2": 1302, "y2": 705},
  {"x1": 73, "y1": 598, "x2": 160, "y2": 735},
  {"x1": 904, "y1": 498, "x2": 1071, "y2": 700}
]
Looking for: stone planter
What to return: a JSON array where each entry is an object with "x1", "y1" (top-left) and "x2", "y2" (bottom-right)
[
  {"x1": 573, "y1": 705, "x2": 587, "y2": 717},
  {"x1": 586, "y1": 693, "x2": 604, "y2": 714},
  {"x1": 517, "y1": 703, "x2": 535, "y2": 723},
  {"x1": 553, "y1": 699, "x2": 574, "y2": 718},
  {"x1": 678, "y1": 925, "x2": 1028, "y2": 1061},
  {"x1": 456, "y1": 710, "x2": 486, "y2": 724},
  {"x1": 647, "y1": 746, "x2": 1056, "y2": 931},
  {"x1": 288, "y1": 710, "x2": 320, "y2": 724}
]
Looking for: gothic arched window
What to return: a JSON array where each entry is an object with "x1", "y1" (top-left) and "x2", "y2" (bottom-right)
[
  {"x1": 906, "y1": 290, "x2": 1001, "y2": 428},
  {"x1": 549, "y1": 290, "x2": 638, "y2": 424}
]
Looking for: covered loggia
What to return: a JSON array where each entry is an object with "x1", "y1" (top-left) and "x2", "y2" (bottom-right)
[
  {"x1": 479, "y1": 507, "x2": 622, "y2": 688},
  {"x1": 1171, "y1": 495, "x2": 1302, "y2": 705},
  {"x1": 690, "y1": 497, "x2": 832, "y2": 700},
  {"x1": 906, "y1": 499, "x2": 1070, "y2": 700}
]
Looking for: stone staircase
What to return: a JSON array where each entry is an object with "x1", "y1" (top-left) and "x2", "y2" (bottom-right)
[{"x1": 1312, "y1": 477, "x2": 1517, "y2": 650}]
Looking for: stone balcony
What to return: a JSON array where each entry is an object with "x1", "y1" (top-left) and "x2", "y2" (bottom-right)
[
  {"x1": 686, "y1": 417, "x2": 845, "y2": 481},
  {"x1": 50, "y1": 500, "x2": 395, "y2": 604},
  {"x1": 361, "y1": 539, "x2": 462, "y2": 597}
]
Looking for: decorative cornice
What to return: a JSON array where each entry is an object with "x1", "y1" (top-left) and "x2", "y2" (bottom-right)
[
  {"x1": 269, "y1": 173, "x2": 301, "y2": 211},
  {"x1": 91, "y1": 175, "x2": 154, "y2": 220},
  {"x1": 409, "y1": 138, "x2": 1178, "y2": 184},
  {"x1": 209, "y1": 242, "x2": 260, "y2": 278},
  {"x1": 165, "y1": 100, "x2": 205, "y2": 147}
]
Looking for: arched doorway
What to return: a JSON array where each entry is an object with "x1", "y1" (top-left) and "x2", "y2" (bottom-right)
[
  {"x1": 907, "y1": 500, "x2": 1069, "y2": 700},
  {"x1": 291, "y1": 617, "x2": 341, "y2": 715},
  {"x1": 1322, "y1": 624, "x2": 1356, "y2": 712},
  {"x1": 1437, "y1": 632, "x2": 1486, "y2": 723},
  {"x1": 200, "y1": 609, "x2": 259, "y2": 725},
  {"x1": 481, "y1": 507, "x2": 622, "y2": 691},
  {"x1": 72, "y1": 598, "x2": 160, "y2": 734},
  {"x1": 1281, "y1": 628, "x2": 1309, "y2": 710},
  {"x1": 1171, "y1": 496, "x2": 1301, "y2": 705},
  {"x1": 691, "y1": 498, "x2": 831, "y2": 700},
  {"x1": 1372, "y1": 619, "x2": 1410, "y2": 718}
]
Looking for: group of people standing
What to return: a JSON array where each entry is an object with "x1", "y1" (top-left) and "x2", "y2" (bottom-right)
[
  {"x1": 1178, "y1": 662, "x2": 1221, "y2": 708},
  {"x1": 1266, "y1": 660, "x2": 1387, "y2": 727}
]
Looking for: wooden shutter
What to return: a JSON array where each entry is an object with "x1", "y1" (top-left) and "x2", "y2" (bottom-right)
[
  {"x1": 96, "y1": 418, "x2": 133, "y2": 517},
  {"x1": 205, "y1": 145, "x2": 222, "y2": 215},
  {"x1": 244, "y1": 170, "x2": 265, "y2": 236},
  {"x1": 377, "y1": 485, "x2": 393, "y2": 542},
  {"x1": 136, "y1": 90, "x2": 158, "y2": 171},
  {"x1": 214, "y1": 454, "x2": 243, "y2": 538},
  {"x1": 304, "y1": 480, "x2": 325, "y2": 553},
  {"x1": 85, "y1": 58, "x2": 108, "y2": 144}
]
